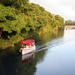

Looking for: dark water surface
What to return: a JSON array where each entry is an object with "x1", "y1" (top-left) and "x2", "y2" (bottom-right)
[{"x1": 0, "y1": 29, "x2": 75, "y2": 75}]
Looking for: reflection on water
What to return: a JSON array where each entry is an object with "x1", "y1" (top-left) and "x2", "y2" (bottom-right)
[
  {"x1": 35, "y1": 29, "x2": 75, "y2": 75},
  {"x1": 1, "y1": 29, "x2": 74, "y2": 75},
  {"x1": 0, "y1": 54, "x2": 17, "y2": 75},
  {"x1": 22, "y1": 53, "x2": 34, "y2": 64}
]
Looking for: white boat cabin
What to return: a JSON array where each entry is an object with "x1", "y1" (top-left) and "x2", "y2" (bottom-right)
[{"x1": 20, "y1": 39, "x2": 36, "y2": 55}]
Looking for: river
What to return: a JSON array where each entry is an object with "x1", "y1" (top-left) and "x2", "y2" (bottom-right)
[
  {"x1": 35, "y1": 29, "x2": 75, "y2": 75},
  {"x1": 0, "y1": 28, "x2": 75, "y2": 75}
]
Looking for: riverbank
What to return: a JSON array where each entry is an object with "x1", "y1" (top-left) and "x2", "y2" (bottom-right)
[{"x1": 0, "y1": 0, "x2": 65, "y2": 51}]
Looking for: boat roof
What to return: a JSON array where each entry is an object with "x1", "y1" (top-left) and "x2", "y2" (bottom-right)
[{"x1": 20, "y1": 39, "x2": 35, "y2": 44}]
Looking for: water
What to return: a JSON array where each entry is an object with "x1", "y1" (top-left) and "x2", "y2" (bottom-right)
[
  {"x1": 35, "y1": 29, "x2": 75, "y2": 75},
  {"x1": 0, "y1": 29, "x2": 75, "y2": 75}
]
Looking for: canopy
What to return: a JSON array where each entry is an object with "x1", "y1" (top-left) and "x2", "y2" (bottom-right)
[{"x1": 20, "y1": 40, "x2": 35, "y2": 44}]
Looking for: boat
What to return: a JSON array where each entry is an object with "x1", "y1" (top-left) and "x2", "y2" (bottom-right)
[{"x1": 19, "y1": 39, "x2": 36, "y2": 55}]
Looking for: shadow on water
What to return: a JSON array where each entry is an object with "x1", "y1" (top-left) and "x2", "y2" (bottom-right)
[
  {"x1": 0, "y1": 48, "x2": 48, "y2": 75},
  {"x1": 0, "y1": 30, "x2": 64, "y2": 75}
]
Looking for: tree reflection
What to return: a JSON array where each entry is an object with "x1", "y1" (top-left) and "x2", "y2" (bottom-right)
[{"x1": 0, "y1": 30, "x2": 64, "y2": 75}]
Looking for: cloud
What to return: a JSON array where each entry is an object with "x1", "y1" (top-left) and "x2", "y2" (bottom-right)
[
  {"x1": 61, "y1": 0, "x2": 75, "y2": 11},
  {"x1": 30, "y1": 0, "x2": 75, "y2": 20}
]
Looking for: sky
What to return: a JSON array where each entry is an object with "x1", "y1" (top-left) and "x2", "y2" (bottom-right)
[{"x1": 30, "y1": 0, "x2": 75, "y2": 20}]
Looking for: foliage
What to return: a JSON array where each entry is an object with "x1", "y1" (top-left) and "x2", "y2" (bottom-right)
[
  {"x1": 0, "y1": 0, "x2": 65, "y2": 48},
  {"x1": 65, "y1": 20, "x2": 75, "y2": 25}
]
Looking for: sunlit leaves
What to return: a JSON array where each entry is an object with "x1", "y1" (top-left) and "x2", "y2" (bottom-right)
[{"x1": 0, "y1": 0, "x2": 64, "y2": 40}]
